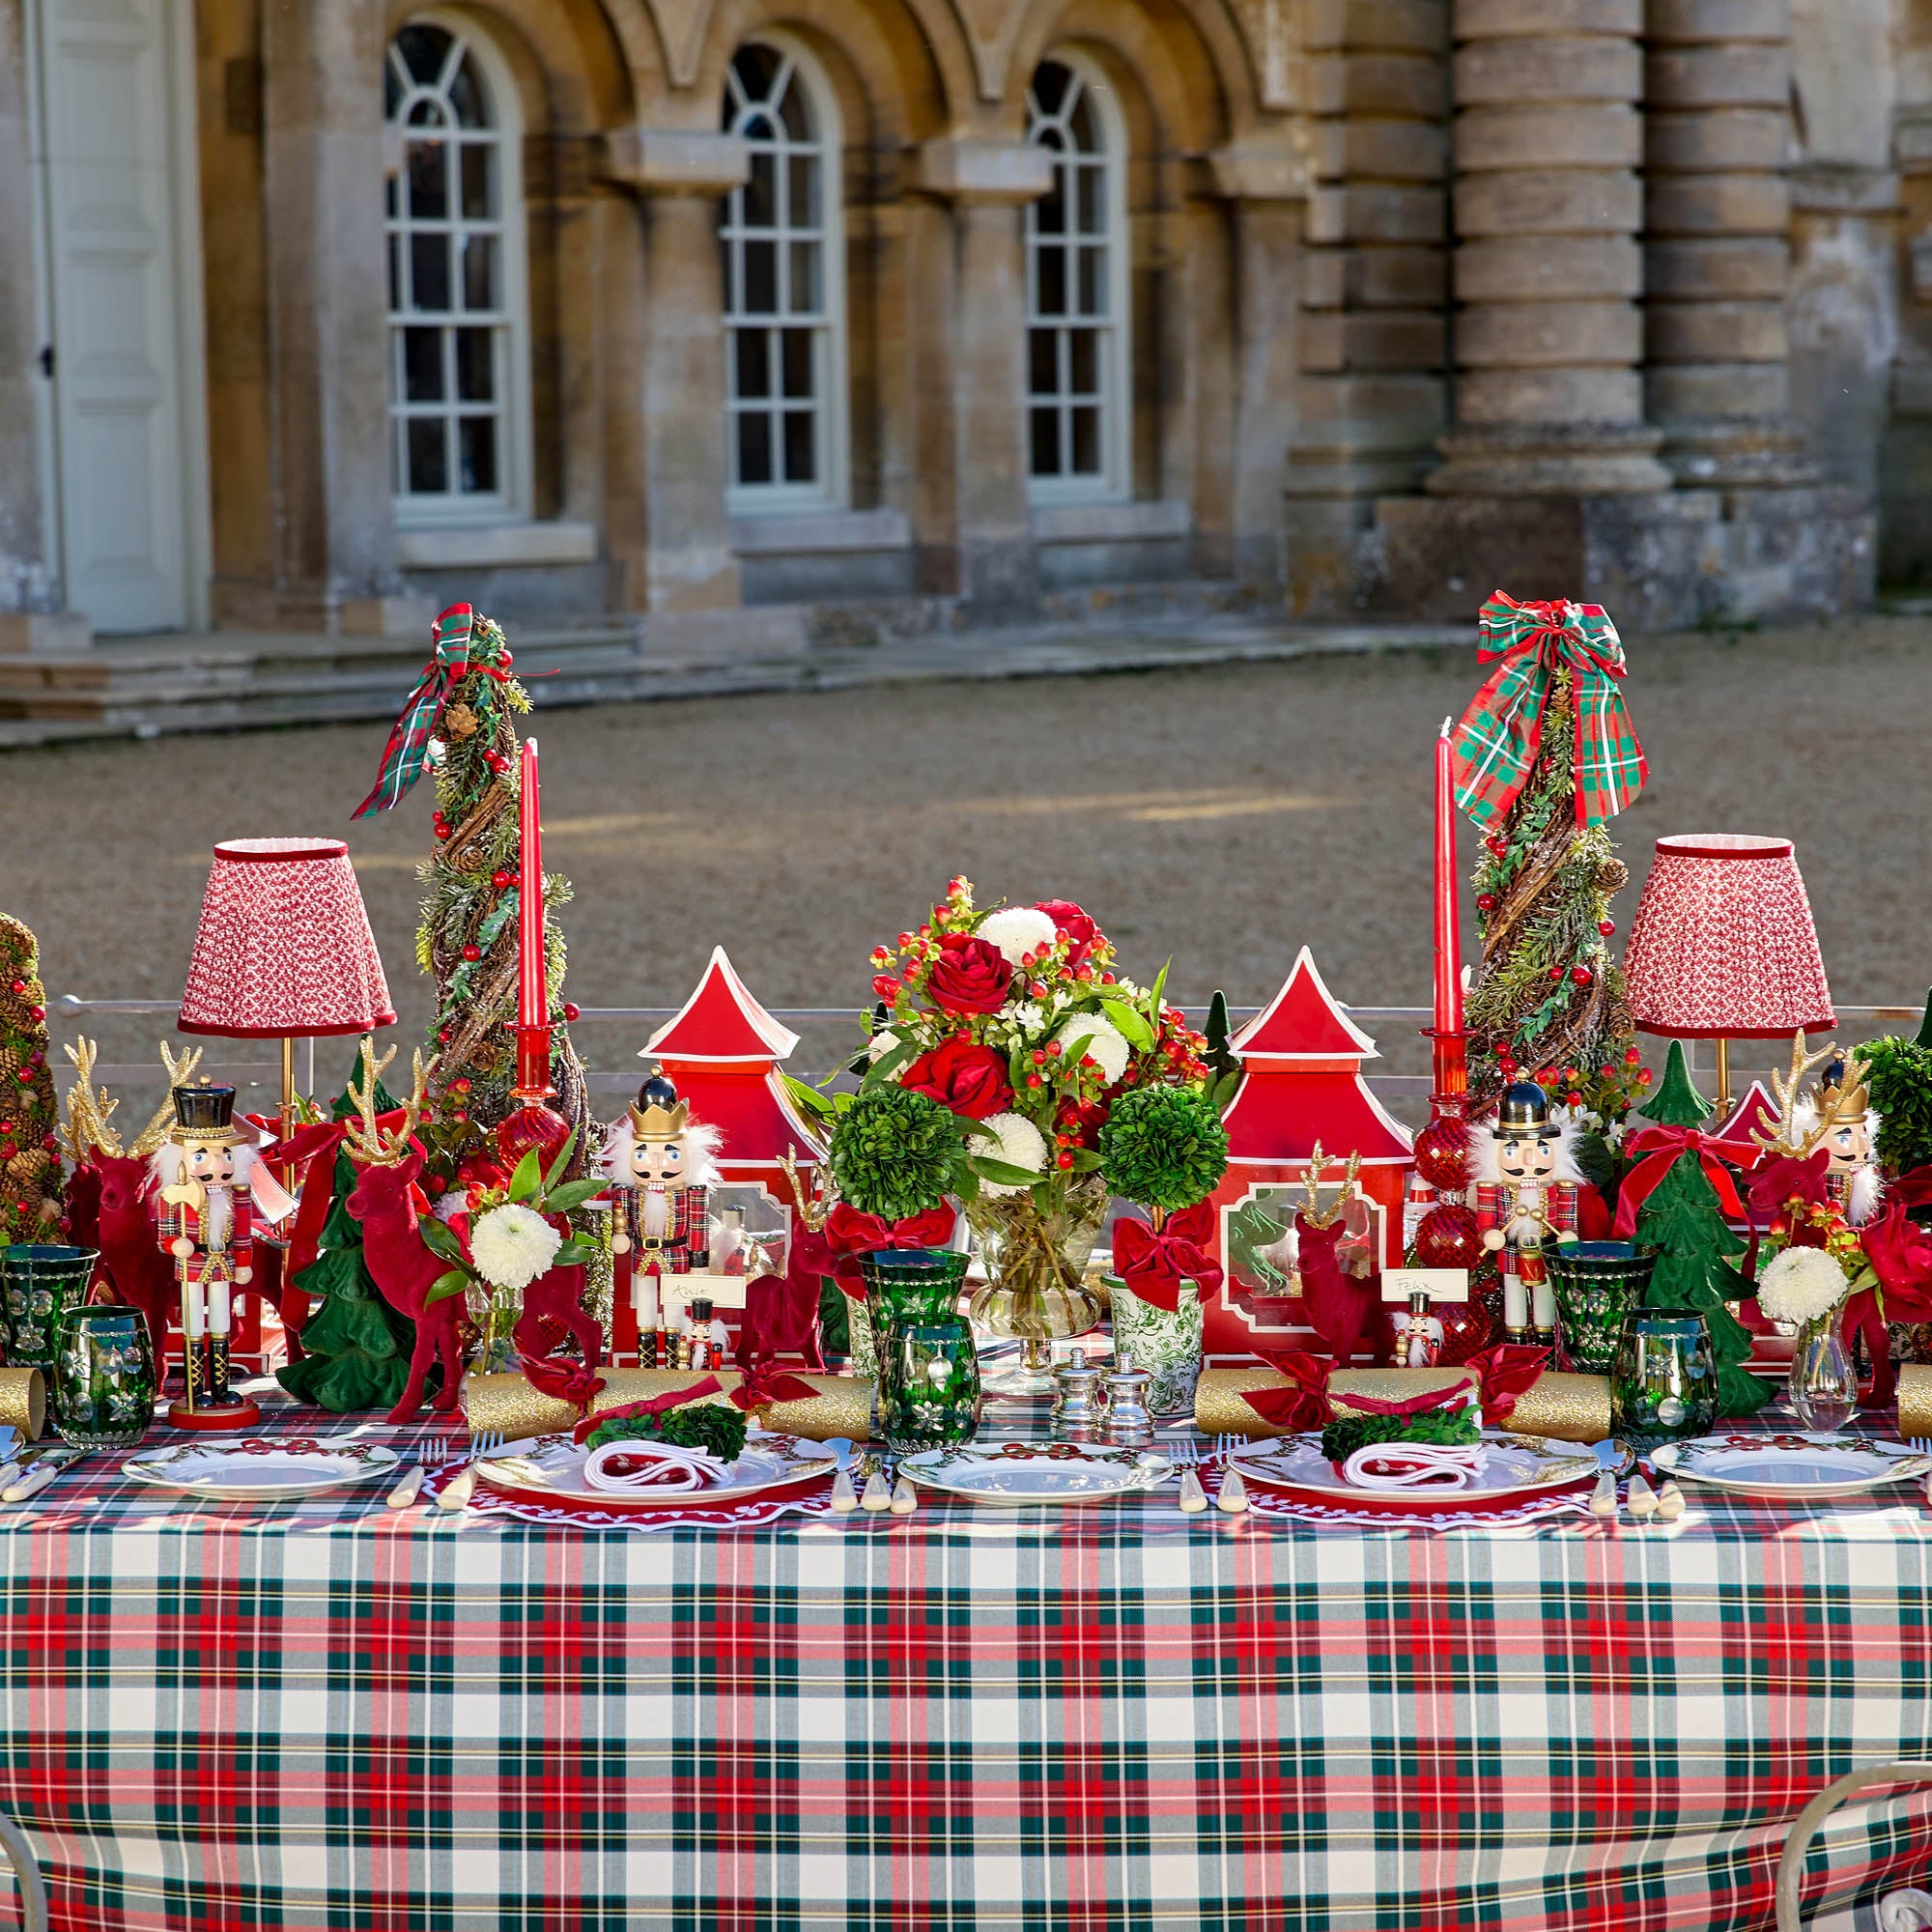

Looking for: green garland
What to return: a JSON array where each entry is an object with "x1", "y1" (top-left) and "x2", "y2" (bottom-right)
[
  {"x1": 585, "y1": 1403, "x2": 749, "y2": 1463},
  {"x1": 1320, "y1": 1406, "x2": 1480, "y2": 1463}
]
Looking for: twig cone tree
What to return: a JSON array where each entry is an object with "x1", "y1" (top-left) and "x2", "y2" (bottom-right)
[{"x1": 0, "y1": 913, "x2": 65, "y2": 1241}]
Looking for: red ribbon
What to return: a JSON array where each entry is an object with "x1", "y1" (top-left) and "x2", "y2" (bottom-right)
[
  {"x1": 819, "y1": 1203, "x2": 959, "y2": 1297},
  {"x1": 1337, "y1": 1382, "x2": 1470, "y2": 1419},
  {"x1": 1613, "y1": 1125, "x2": 1747, "y2": 1238},
  {"x1": 1238, "y1": 1351, "x2": 1339, "y2": 1433},
  {"x1": 1113, "y1": 1203, "x2": 1224, "y2": 1313},
  {"x1": 1462, "y1": 1343, "x2": 1551, "y2": 1419},
  {"x1": 524, "y1": 1355, "x2": 609, "y2": 1408},
  {"x1": 728, "y1": 1365, "x2": 822, "y2": 1411},
  {"x1": 1235, "y1": 1343, "x2": 1551, "y2": 1434},
  {"x1": 557, "y1": 1367, "x2": 822, "y2": 1442},
  {"x1": 572, "y1": 1378, "x2": 725, "y2": 1443}
]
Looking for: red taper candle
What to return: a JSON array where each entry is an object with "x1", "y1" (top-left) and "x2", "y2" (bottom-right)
[
  {"x1": 515, "y1": 736, "x2": 549, "y2": 1092},
  {"x1": 1430, "y1": 716, "x2": 1467, "y2": 1094}
]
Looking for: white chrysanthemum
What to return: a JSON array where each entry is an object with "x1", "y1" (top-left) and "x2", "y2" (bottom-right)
[
  {"x1": 867, "y1": 1027, "x2": 904, "y2": 1064},
  {"x1": 1055, "y1": 1011, "x2": 1130, "y2": 1085},
  {"x1": 1755, "y1": 1244, "x2": 1851, "y2": 1326},
  {"x1": 976, "y1": 906, "x2": 1058, "y2": 967},
  {"x1": 469, "y1": 1202, "x2": 562, "y2": 1293},
  {"x1": 975, "y1": 1111, "x2": 1047, "y2": 1197},
  {"x1": 431, "y1": 1191, "x2": 468, "y2": 1226}
]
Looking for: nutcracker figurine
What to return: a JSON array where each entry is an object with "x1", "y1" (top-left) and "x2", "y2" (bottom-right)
[
  {"x1": 149, "y1": 1080, "x2": 296, "y2": 1427},
  {"x1": 1472, "y1": 1082, "x2": 1581, "y2": 1344},
  {"x1": 1793, "y1": 1058, "x2": 1884, "y2": 1226},
  {"x1": 596, "y1": 1073, "x2": 721, "y2": 1354}
]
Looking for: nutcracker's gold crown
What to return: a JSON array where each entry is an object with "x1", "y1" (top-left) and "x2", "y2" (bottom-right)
[{"x1": 629, "y1": 1098, "x2": 689, "y2": 1136}]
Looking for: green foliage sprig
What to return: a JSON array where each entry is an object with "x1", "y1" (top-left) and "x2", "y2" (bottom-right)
[
  {"x1": 585, "y1": 1402, "x2": 749, "y2": 1463},
  {"x1": 1320, "y1": 1406, "x2": 1480, "y2": 1463},
  {"x1": 1097, "y1": 1087, "x2": 1230, "y2": 1211},
  {"x1": 827, "y1": 1085, "x2": 964, "y2": 1221}
]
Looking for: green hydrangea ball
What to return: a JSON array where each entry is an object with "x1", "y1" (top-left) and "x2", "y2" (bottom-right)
[
  {"x1": 1097, "y1": 1086, "x2": 1229, "y2": 1211},
  {"x1": 828, "y1": 1084, "x2": 962, "y2": 1221}
]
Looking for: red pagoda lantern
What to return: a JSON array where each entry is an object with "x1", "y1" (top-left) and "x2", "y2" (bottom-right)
[{"x1": 1203, "y1": 947, "x2": 1413, "y2": 1357}]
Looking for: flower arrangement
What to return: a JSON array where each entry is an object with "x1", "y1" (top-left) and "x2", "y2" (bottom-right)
[{"x1": 1755, "y1": 1243, "x2": 1855, "y2": 1328}]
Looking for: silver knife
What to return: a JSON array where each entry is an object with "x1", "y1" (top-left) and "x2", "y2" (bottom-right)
[{"x1": 3, "y1": 1447, "x2": 88, "y2": 1505}]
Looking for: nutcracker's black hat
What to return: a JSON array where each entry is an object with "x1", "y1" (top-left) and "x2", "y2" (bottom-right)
[
  {"x1": 172, "y1": 1082, "x2": 239, "y2": 1143},
  {"x1": 1494, "y1": 1081, "x2": 1552, "y2": 1133}
]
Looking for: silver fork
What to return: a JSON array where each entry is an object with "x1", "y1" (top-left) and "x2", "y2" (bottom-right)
[
  {"x1": 436, "y1": 1429, "x2": 502, "y2": 1514},
  {"x1": 385, "y1": 1434, "x2": 451, "y2": 1509}
]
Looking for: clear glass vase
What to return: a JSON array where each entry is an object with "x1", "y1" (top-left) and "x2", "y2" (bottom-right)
[
  {"x1": 966, "y1": 1175, "x2": 1107, "y2": 1397},
  {"x1": 1787, "y1": 1309, "x2": 1859, "y2": 1432},
  {"x1": 469, "y1": 1278, "x2": 522, "y2": 1377}
]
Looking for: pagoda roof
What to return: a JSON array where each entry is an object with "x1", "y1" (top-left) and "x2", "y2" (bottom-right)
[
  {"x1": 1229, "y1": 947, "x2": 1379, "y2": 1065},
  {"x1": 1223, "y1": 1068, "x2": 1413, "y2": 1165},
  {"x1": 645, "y1": 947, "x2": 800, "y2": 1064},
  {"x1": 1714, "y1": 1080, "x2": 1781, "y2": 1155}
]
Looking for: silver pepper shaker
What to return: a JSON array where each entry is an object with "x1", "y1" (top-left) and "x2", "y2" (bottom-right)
[
  {"x1": 1050, "y1": 1348, "x2": 1108, "y2": 1441},
  {"x1": 1101, "y1": 1350, "x2": 1154, "y2": 1449}
]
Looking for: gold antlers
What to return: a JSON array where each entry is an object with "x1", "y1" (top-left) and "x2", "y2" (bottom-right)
[
  {"x1": 1750, "y1": 1030, "x2": 1852, "y2": 1156},
  {"x1": 779, "y1": 1146, "x2": 830, "y2": 1232},
  {"x1": 1298, "y1": 1142, "x2": 1363, "y2": 1229},
  {"x1": 343, "y1": 1036, "x2": 428, "y2": 1165},
  {"x1": 63, "y1": 1037, "x2": 204, "y2": 1161}
]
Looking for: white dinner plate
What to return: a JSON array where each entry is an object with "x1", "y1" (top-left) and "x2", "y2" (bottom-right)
[
  {"x1": 1650, "y1": 1433, "x2": 1932, "y2": 1497},
  {"x1": 124, "y1": 1436, "x2": 399, "y2": 1499},
  {"x1": 475, "y1": 1428, "x2": 837, "y2": 1511},
  {"x1": 1229, "y1": 1433, "x2": 1600, "y2": 1517},
  {"x1": 897, "y1": 1441, "x2": 1171, "y2": 1505}
]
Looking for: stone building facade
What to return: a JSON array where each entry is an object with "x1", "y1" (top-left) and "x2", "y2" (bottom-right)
[{"x1": 0, "y1": 0, "x2": 1923, "y2": 654}]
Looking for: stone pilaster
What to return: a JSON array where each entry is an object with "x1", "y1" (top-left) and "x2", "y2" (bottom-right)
[
  {"x1": 605, "y1": 130, "x2": 748, "y2": 613},
  {"x1": 910, "y1": 138, "x2": 1052, "y2": 616},
  {"x1": 1428, "y1": 0, "x2": 1670, "y2": 495},
  {"x1": 1644, "y1": 0, "x2": 1806, "y2": 483}
]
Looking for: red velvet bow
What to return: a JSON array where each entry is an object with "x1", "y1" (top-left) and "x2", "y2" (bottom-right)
[
  {"x1": 1237, "y1": 1351, "x2": 1339, "y2": 1433},
  {"x1": 1613, "y1": 1125, "x2": 1747, "y2": 1238},
  {"x1": 1112, "y1": 1203, "x2": 1224, "y2": 1312},
  {"x1": 820, "y1": 1203, "x2": 959, "y2": 1298},
  {"x1": 1338, "y1": 1382, "x2": 1470, "y2": 1419},
  {"x1": 1462, "y1": 1343, "x2": 1551, "y2": 1419},
  {"x1": 728, "y1": 1366, "x2": 821, "y2": 1411},
  {"x1": 572, "y1": 1378, "x2": 726, "y2": 1443},
  {"x1": 523, "y1": 1355, "x2": 609, "y2": 1408}
]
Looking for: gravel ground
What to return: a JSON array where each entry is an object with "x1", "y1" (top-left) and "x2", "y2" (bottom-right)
[{"x1": 5, "y1": 613, "x2": 1930, "y2": 1112}]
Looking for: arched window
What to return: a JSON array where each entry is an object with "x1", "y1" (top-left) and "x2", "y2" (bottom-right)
[
  {"x1": 1025, "y1": 56, "x2": 1128, "y2": 501},
  {"x1": 720, "y1": 40, "x2": 846, "y2": 510},
  {"x1": 384, "y1": 17, "x2": 527, "y2": 520}
]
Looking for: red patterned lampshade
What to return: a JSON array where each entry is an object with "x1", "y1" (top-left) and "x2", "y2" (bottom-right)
[
  {"x1": 178, "y1": 838, "x2": 395, "y2": 1038},
  {"x1": 1624, "y1": 834, "x2": 1834, "y2": 1038}
]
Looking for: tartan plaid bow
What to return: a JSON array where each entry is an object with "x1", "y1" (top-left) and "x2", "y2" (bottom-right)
[
  {"x1": 351, "y1": 603, "x2": 475, "y2": 819},
  {"x1": 1450, "y1": 591, "x2": 1647, "y2": 830}
]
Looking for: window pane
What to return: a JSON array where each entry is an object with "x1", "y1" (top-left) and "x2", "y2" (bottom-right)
[
  {"x1": 737, "y1": 411, "x2": 773, "y2": 485},
  {"x1": 407, "y1": 99, "x2": 445, "y2": 128},
  {"x1": 1068, "y1": 328, "x2": 1097, "y2": 396},
  {"x1": 408, "y1": 416, "x2": 448, "y2": 493},
  {"x1": 1070, "y1": 405, "x2": 1100, "y2": 473},
  {"x1": 1031, "y1": 406, "x2": 1060, "y2": 476},
  {"x1": 384, "y1": 60, "x2": 404, "y2": 119},
  {"x1": 455, "y1": 327, "x2": 495, "y2": 401},
  {"x1": 777, "y1": 72, "x2": 811, "y2": 140},
  {"x1": 1077, "y1": 166, "x2": 1102, "y2": 235},
  {"x1": 1032, "y1": 60, "x2": 1068, "y2": 117},
  {"x1": 732, "y1": 43, "x2": 781, "y2": 102},
  {"x1": 385, "y1": 174, "x2": 398, "y2": 220},
  {"x1": 461, "y1": 144, "x2": 496, "y2": 218},
  {"x1": 446, "y1": 53, "x2": 490, "y2": 128},
  {"x1": 743, "y1": 240, "x2": 777, "y2": 314},
  {"x1": 1036, "y1": 246, "x2": 1065, "y2": 317},
  {"x1": 387, "y1": 235, "x2": 401, "y2": 309},
  {"x1": 787, "y1": 154, "x2": 819, "y2": 227},
  {"x1": 408, "y1": 140, "x2": 448, "y2": 219},
  {"x1": 745, "y1": 152, "x2": 776, "y2": 228},
  {"x1": 462, "y1": 235, "x2": 497, "y2": 311},
  {"x1": 1077, "y1": 245, "x2": 1104, "y2": 317},
  {"x1": 403, "y1": 327, "x2": 444, "y2": 401},
  {"x1": 459, "y1": 414, "x2": 497, "y2": 492},
  {"x1": 397, "y1": 23, "x2": 450, "y2": 84},
  {"x1": 1029, "y1": 328, "x2": 1057, "y2": 396},
  {"x1": 734, "y1": 328, "x2": 771, "y2": 400},
  {"x1": 1069, "y1": 91, "x2": 1099, "y2": 154},
  {"x1": 411, "y1": 236, "x2": 449, "y2": 310},
  {"x1": 721, "y1": 238, "x2": 736, "y2": 312},
  {"x1": 781, "y1": 327, "x2": 813, "y2": 399},
  {"x1": 782, "y1": 410, "x2": 815, "y2": 483},
  {"x1": 1036, "y1": 180, "x2": 1065, "y2": 236},
  {"x1": 788, "y1": 241, "x2": 819, "y2": 313}
]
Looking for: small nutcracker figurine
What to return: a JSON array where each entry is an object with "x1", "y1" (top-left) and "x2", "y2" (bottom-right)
[
  {"x1": 149, "y1": 1080, "x2": 296, "y2": 1428},
  {"x1": 1472, "y1": 1081, "x2": 1581, "y2": 1344},
  {"x1": 596, "y1": 1073, "x2": 722, "y2": 1351},
  {"x1": 1793, "y1": 1058, "x2": 1884, "y2": 1227}
]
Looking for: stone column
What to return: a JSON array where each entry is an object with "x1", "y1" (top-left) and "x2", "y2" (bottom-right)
[
  {"x1": 605, "y1": 129, "x2": 747, "y2": 613},
  {"x1": 249, "y1": 0, "x2": 412, "y2": 634},
  {"x1": 1427, "y1": 0, "x2": 1670, "y2": 495},
  {"x1": 1644, "y1": 0, "x2": 1804, "y2": 482},
  {"x1": 912, "y1": 138, "x2": 1052, "y2": 617}
]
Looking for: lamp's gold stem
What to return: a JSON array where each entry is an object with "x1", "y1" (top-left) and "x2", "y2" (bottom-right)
[{"x1": 1715, "y1": 1038, "x2": 1731, "y2": 1115}]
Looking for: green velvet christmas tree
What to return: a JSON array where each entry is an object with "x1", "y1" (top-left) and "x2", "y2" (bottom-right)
[
  {"x1": 1628, "y1": 1041, "x2": 1769, "y2": 1415},
  {"x1": 277, "y1": 1082, "x2": 417, "y2": 1413}
]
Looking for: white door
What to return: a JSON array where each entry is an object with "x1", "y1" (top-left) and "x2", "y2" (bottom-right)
[{"x1": 36, "y1": 0, "x2": 193, "y2": 633}]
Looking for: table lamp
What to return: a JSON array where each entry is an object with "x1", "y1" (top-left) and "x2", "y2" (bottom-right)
[
  {"x1": 177, "y1": 838, "x2": 396, "y2": 1139},
  {"x1": 1622, "y1": 834, "x2": 1834, "y2": 1111}
]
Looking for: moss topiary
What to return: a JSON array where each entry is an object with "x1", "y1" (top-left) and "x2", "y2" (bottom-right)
[
  {"x1": 1096, "y1": 1085, "x2": 1229, "y2": 1212},
  {"x1": 828, "y1": 1084, "x2": 962, "y2": 1222},
  {"x1": 1855, "y1": 1036, "x2": 1932, "y2": 1176}
]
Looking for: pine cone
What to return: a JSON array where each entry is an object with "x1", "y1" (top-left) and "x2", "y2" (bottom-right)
[
  {"x1": 36, "y1": 1195, "x2": 59, "y2": 1226},
  {"x1": 446, "y1": 702, "x2": 478, "y2": 740},
  {"x1": 0, "y1": 1050, "x2": 17, "y2": 1085},
  {"x1": 9, "y1": 1147, "x2": 47, "y2": 1182}
]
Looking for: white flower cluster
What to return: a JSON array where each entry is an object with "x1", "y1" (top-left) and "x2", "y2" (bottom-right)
[
  {"x1": 468, "y1": 1202, "x2": 562, "y2": 1293},
  {"x1": 975, "y1": 906, "x2": 1058, "y2": 967},
  {"x1": 975, "y1": 1112, "x2": 1048, "y2": 1197},
  {"x1": 1754, "y1": 1243, "x2": 1851, "y2": 1326}
]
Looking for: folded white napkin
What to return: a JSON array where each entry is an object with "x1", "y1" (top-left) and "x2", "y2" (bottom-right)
[
  {"x1": 580, "y1": 1439, "x2": 731, "y2": 1494},
  {"x1": 1341, "y1": 1442, "x2": 1491, "y2": 1492}
]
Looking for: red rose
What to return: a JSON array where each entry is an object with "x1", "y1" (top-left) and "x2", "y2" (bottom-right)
[
  {"x1": 924, "y1": 933, "x2": 1013, "y2": 1015},
  {"x1": 903, "y1": 1037, "x2": 1014, "y2": 1121},
  {"x1": 1037, "y1": 899, "x2": 1102, "y2": 966}
]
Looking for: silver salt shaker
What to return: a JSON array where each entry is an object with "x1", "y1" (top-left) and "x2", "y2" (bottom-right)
[
  {"x1": 1101, "y1": 1350, "x2": 1154, "y2": 1449},
  {"x1": 1050, "y1": 1348, "x2": 1108, "y2": 1441}
]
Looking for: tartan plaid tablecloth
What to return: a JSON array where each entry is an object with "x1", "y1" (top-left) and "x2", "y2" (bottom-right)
[{"x1": 3, "y1": 1399, "x2": 1931, "y2": 1932}]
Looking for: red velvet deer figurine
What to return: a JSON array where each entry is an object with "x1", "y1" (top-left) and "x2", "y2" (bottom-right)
[{"x1": 341, "y1": 1040, "x2": 465, "y2": 1425}]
